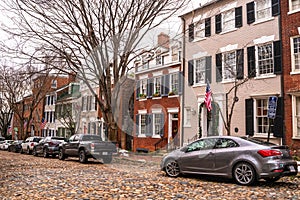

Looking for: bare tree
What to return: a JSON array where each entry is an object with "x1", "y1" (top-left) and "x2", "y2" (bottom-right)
[{"x1": 1, "y1": 0, "x2": 188, "y2": 141}]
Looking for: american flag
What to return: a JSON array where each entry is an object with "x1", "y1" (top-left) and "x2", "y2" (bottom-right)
[
  {"x1": 40, "y1": 118, "x2": 47, "y2": 129},
  {"x1": 204, "y1": 82, "x2": 212, "y2": 112}
]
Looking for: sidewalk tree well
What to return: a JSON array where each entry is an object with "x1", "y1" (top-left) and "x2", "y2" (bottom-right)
[{"x1": 0, "y1": 0, "x2": 188, "y2": 142}]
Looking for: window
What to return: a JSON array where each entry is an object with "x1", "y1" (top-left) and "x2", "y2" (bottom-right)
[
  {"x1": 256, "y1": 0, "x2": 272, "y2": 21},
  {"x1": 223, "y1": 51, "x2": 236, "y2": 80},
  {"x1": 257, "y1": 43, "x2": 274, "y2": 76},
  {"x1": 156, "y1": 55, "x2": 162, "y2": 66},
  {"x1": 140, "y1": 115, "x2": 147, "y2": 135},
  {"x1": 290, "y1": 0, "x2": 300, "y2": 11},
  {"x1": 51, "y1": 80, "x2": 57, "y2": 89},
  {"x1": 195, "y1": 58, "x2": 206, "y2": 84},
  {"x1": 256, "y1": 98, "x2": 271, "y2": 134},
  {"x1": 184, "y1": 108, "x2": 192, "y2": 127},
  {"x1": 170, "y1": 73, "x2": 179, "y2": 95},
  {"x1": 153, "y1": 77, "x2": 161, "y2": 96},
  {"x1": 293, "y1": 96, "x2": 300, "y2": 138},
  {"x1": 154, "y1": 114, "x2": 161, "y2": 136},
  {"x1": 292, "y1": 36, "x2": 300, "y2": 72},
  {"x1": 195, "y1": 20, "x2": 205, "y2": 39},
  {"x1": 222, "y1": 9, "x2": 235, "y2": 32},
  {"x1": 140, "y1": 79, "x2": 147, "y2": 97}
]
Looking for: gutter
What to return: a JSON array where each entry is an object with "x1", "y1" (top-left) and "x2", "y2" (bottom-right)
[{"x1": 180, "y1": 16, "x2": 186, "y2": 147}]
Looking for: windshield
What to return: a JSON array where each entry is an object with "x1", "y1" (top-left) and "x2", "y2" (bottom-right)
[
  {"x1": 82, "y1": 135, "x2": 102, "y2": 141},
  {"x1": 240, "y1": 137, "x2": 276, "y2": 146}
]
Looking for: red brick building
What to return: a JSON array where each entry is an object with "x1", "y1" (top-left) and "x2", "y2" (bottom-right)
[
  {"x1": 281, "y1": 1, "x2": 300, "y2": 151},
  {"x1": 133, "y1": 33, "x2": 182, "y2": 152}
]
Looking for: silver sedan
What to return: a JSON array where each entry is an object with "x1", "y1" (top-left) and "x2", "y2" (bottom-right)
[{"x1": 161, "y1": 136, "x2": 298, "y2": 185}]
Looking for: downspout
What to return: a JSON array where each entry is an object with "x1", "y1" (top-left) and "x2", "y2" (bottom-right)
[
  {"x1": 180, "y1": 16, "x2": 186, "y2": 147},
  {"x1": 278, "y1": 6, "x2": 286, "y2": 145}
]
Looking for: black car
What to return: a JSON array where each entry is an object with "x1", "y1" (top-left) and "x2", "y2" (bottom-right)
[
  {"x1": 7, "y1": 140, "x2": 23, "y2": 153},
  {"x1": 33, "y1": 136, "x2": 67, "y2": 158}
]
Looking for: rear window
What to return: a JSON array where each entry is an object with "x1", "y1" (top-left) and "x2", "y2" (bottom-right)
[
  {"x1": 82, "y1": 135, "x2": 102, "y2": 141},
  {"x1": 240, "y1": 137, "x2": 276, "y2": 146},
  {"x1": 33, "y1": 138, "x2": 42, "y2": 142}
]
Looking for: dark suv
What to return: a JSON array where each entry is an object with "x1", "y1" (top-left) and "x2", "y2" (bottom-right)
[{"x1": 33, "y1": 136, "x2": 67, "y2": 158}]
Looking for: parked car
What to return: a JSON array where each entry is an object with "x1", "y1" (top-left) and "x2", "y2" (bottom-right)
[
  {"x1": 8, "y1": 140, "x2": 23, "y2": 153},
  {"x1": 0, "y1": 140, "x2": 13, "y2": 150},
  {"x1": 58, "y1": 134, "x2": 117, "y2": 163},
  {"x1": 21, "y1": 136, "x2": 43, "y2": 154},
  {"x1": 161, "y1": 136, "x2": 298, "y2": 186},
  {"x1": 33, "y1": 136, "x2": 67, "y2": 157}
]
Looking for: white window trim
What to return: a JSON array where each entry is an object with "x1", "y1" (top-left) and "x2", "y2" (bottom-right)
[
  {"x1": 288, "y1": 0, "x2": 300, "y2": 14},
  {"x1": 292, "y1": 95, "x2": 300, "y2": 139},
  {"x1": 253, "y1": 98, "x2": 273, "y2": 136},
  {"x1": 290, "y1": 35, "x2": 300, "y2": 73},
  {"x1": 255, "y1": 43, "x2": 275, "y2": 77},
  {"x1": 152, "y1": 113, "x2": 162, "y2": 138},
  {"x1": 222, "y1": 51, "x2": 237, "y2": 82},
  {"x1": 193, "y1": 57, "x2": 206, "y2": 85}
]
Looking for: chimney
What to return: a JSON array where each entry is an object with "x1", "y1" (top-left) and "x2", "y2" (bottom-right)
[{"x1": 157, "y1": 32, "x2": 169, "y2": 49}]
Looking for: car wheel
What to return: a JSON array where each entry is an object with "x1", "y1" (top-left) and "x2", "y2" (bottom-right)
[
  {"x1": 165, "y1": 160, "x2": 180, "y2": 177},
  {"x1": 233, "y1": 162, "x2": 257, "y2": 186},
  {"x1": 20, "y1": 148, "x2": 24, "y2": 154},
  {"x1": 79, "y1": 150, "x2": 87, "y2": 163},
  {"x1": 27, "y1": 147, "x2": 31, "y2": 155},
  {"x1": 33, "y1": 148, "x2": 38, "y2": 156},
  {"x1": 43, "y1": 149, "x2": 49, "y2": 158},
  {"x1": 102, "y1": 155, "x2": 112, "y2": 164},
  {"x1": 264, "y1": 176, "x2": 281, "y2": 183},
  {"x1": 58, "y1": 149, "x2": 65, "y2": 160}
]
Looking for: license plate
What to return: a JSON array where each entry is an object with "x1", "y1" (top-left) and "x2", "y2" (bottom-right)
[
  {"x1": 288, "y1": 165, "x2": 296, "y2": 172},
  {"x1": 102, "y1": 152, "x2": 108, "y2": 155}
]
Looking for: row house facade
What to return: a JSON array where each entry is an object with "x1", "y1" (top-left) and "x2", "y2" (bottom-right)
[
  {"x1": 282, "y1": 0, "x2": 300, "y2": 150},
  {"x1": 134, "y1": 33, "x2": 183, "y2": 152},
  {"x1": 180, "y1": 0, "x2": 283, "y2": 145}
]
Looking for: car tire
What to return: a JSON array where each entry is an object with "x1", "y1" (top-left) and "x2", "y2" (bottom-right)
[
  {"x1": 102, "y1": 155, "x2": 112, "y2": 164},
  {"x1": 33, "y1": 148, "x2": 38, "y2": 156},
  {"x1": 27, "y1": 147, "x2": 31, "y2": 155},
  {"x1": 233, "y1": 162, "x2": 257, "y2": 186},
  {"x1": 79, "y1": 150, "x2": 87, "y2": 163},
  {"x1": 43, "y1": 148, "x2": 49, "y2": 158},
  {"x1": 165, "y1": 160, "x2": 180, "y2": 177},
  {"x1": 20, "y1": 148, "x2": 24, "y2": 154},
  {"x1": 58, "y1": 148, "x2": 65, "y2": 160},
  {"x1": 264, "y1": 176, "x2": 281, "y2": 183}
]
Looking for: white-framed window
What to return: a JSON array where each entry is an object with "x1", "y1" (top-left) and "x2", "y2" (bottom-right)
[
  {"x1": 170, "y1": 73, "x2": 179, "y2": 95},
  {"x1": 223, "y1": 51, "x2": 236, "y2": 81},
  {"x1": 255, "y1": 0, "x2": 272, "y2": 21},
  {"x1": 153, "y1": 77, "x2": 161, "y2": 96},
  {"x1": 195, "y1": 20, "x2": 205, "y2": 39},
  {"x1": 140, "y1": 114, "x2": 147, "y2": 136},
  {"x1": 154, "y1": 114, "x2": 161, "y2": 136},
  {"x1": 140, "y1": 79, "x2": 147, "y2": 97},
  {"x1": 222, "y1": 9, "x2": 235, "y2": 32},
  {"x1": 257, "y1": 43, "x2": 274, "y2": 76},
  {"x1": 292, "y1": 95, "x2": 300, "y2": 138},
  {"x1": 291, "y1": 36, "x2": 300, "y2": 72},
  {"x1": 255, "y1": 98, "x2": 272, "y2": 134},
  {"x1": 194, "y1": 58, "x2": 206, "y2": 84},
  {"x1": 290, "y1": 0, "x2": 300, "y2": 12}
]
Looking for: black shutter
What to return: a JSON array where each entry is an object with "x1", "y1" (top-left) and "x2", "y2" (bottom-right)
[
  {"x1": 147, "y1": 78, "x2": 153, "y2": 98},
  {"x1": 205, "y1": 18, "x2": 211, "y2": 37},
  {"x1": 188, "y1": 60, "x2": 194, "y2": 86},
  {"x1": 188, "y1": 23, "x2": 194, "y2": 42},
  {"x1": 146, "y1": 114, "x2": 153, "y2": 137},
  {"x1": 178, "y1": 71, "x2": 183, "y2": 95},
  {"x1": 235, "y1": 6, "x2": 243, "y2": 28},
  {"x1": 215, "y1": 14, "x2": 222, "y2": 34},
  {"x1": 247, "y1": 2, "x2": 255, "y2": 24},
  {"x1": 247, "y1": 46, "x2": 256, "y2": 78},
  {"x1": 136, "y1": 114, "x2": 139, "y2": 136},
  {"x1": 160, "y1": 113, "x2": 165, "y2": 137},
  {"x1": 273, "y1": 40, "x2": 282, "y2": 74},
  {"x1": 273, "y1": 97, "x2": 283, "y2": 138},
  {"x1": 272, "y1": 0, "x2": 280, "y2": 16},
  {"x1": 94, "y1": 96, "x2": 97, "y2": 110},
  {"x1": 245, "y1": 98, "x2": 254, "y2": 136},
  {"x1": 216, "y1": 53, "x2": 222, "y2": 82},
  {"x1": 236, "y1": 49, "x2": 244, "y2": 79},
  {"x1": 205, "y1": 56, "x2": 212, "y2": 83},
  {"x1": 136, "y1": 80, "x2": 140, "y2": 100},
  {"x1": 164, "y1": 74, "x2": 170, "y2": 96}
]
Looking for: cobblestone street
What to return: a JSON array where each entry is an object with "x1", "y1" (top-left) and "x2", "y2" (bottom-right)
[{"x1": 0, "y1": 151, "x2": 299, "y2": 200}]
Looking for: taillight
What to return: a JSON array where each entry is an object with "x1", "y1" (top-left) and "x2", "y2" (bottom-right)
[
  {"x1": 258, "y1": 149, "x2": 282, "y2": 157},
  {"x1": 31, "y1": 143, "x2": 34, "y2": 147}
]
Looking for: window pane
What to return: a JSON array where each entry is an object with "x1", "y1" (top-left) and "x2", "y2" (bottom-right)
[
  {"x1": 154, "y1": 114, "x2": 161, "y2": 135},
  {"x1": 140, "y1": 115, "x2": 146, "y2": 135},
  {"x1": 292, "y1": 0, "x2": 300, "y2": 11},
  {"x1": 256, "y1": 0, "x2": 271, "y2": 20},
  {"x1": 256, "y1": 99, "x2": 271, "y2": 134},
  {"x1": 258, "y1": 43, "x2": 274, "y2": 75},
  {"x1": 195, "y1": 58, "x2": 206, "y2": 84},
  {"x1": 223, "y1": 9, "x2": 235, "y2": 32},
  {"x1": 154, "y1": 77, "x2": 161, "y2": 95},
  {"x1": 170, "y1": 74, "x2": 179, "y2": 94},
  {"x1": 293, "y1": 37, "x2": 300, "y2": 70},
  {"x1": 195, "y1": 20, "x2": 205, "y2": 38},
  {"x1": 223, "y1": 51, "x2": 236, "y2": 80}
]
